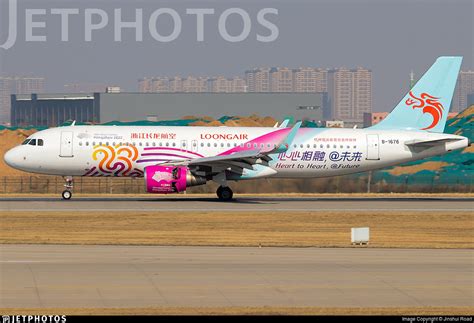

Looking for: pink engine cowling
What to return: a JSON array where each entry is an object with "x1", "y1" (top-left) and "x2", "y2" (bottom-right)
[{"x1": 145, "y1": 165, "x2": 188, "y2": 193}]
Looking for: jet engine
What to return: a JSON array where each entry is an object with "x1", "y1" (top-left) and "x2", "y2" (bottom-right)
[{"x1": 144, "y1": 165, "x2": 206, "y2": 194}]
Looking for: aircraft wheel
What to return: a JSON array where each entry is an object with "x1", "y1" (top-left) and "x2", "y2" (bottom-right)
[
  {"x1": 62, "y1": 190, "x2": 72, "y2": 200},
  {"x1": 217, "y1": 186, "x2": 233, "y2": 201}
]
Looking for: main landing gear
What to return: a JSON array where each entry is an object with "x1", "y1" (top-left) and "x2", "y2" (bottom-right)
[
  {"x1": 216, "y1": 186, "x2": 233, "y2": 201},
  {"x1": 62, "y1": 176, "x2": 73, "y2": 200}
]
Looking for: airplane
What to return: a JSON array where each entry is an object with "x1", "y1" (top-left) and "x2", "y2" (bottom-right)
[{"x1": 3, "y1": 56, "x2": 470, "y2": 201}]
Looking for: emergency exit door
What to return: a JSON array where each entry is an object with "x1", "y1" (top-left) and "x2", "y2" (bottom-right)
[
  {"x1": 60, "y1": 131, "x2": 74, "y2": 157},
  {"x1": 366, "y1": 134, "x2": 379, "y2": 160}
]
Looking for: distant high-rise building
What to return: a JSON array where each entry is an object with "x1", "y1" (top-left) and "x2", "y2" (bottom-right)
[
  {"x1": 138, "y1": 78, "x2": 153, "y2": 92},
  {"x1": 231, "y1": 77, "x2": 247, "y2": 93},
  {"x1": 245, "y1": 68, "x2": 271, "y2": 92},
  {"x1": 0, "y1": 76, "x2": 45, "y2": 124},
  {"x1": 453, "y1": 70, "x2": 474, "y2": 112},
  {"x1": 328, "y1": 67, "x2": 372, "y2": 124},
  {"x1": 210, "y1": 76, "x2": 232, "y2": 93},
  {"x1": 169, "y1": 77, "x2": 183, "y2": 93},
  {"x1": 139, "y1": 77, "x2": 170, "y2": 93},
  {"x1": 352, "y1": 67, "x2": 372, "y2": 121},
  {"x1": 328, "y1": 68, "x2": 353, "y2": 121},
  {"x1": 182, "y1": 76, "x2": 208, "y2": 93},
  {"x1": 210, "y1": 76, "x2": 247, "y2": 93},
  {"x1": 151, "y1": 77, "x2": 170, "y2": 93},
  {"x1": 270, "y1": 67, "x2": 293, "y2": 92},
  {"x1": 293, "y1": 67, "x2": 328, "y2": 93}
]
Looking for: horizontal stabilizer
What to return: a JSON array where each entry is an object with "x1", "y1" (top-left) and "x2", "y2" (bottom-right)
[{"x1": 405, "y1": 138, "x2": 463, "y2": 147}]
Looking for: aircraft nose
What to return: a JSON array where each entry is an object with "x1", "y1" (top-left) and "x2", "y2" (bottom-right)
[{"x1": 4, "y1": 146, "x2": 22, "y2": 169}]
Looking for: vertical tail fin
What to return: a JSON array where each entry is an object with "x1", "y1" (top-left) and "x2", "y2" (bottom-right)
[{"x1": 371, "y1": 56, "x2": 462, "y2": 133}]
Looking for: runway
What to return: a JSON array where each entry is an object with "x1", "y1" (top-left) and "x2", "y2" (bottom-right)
[
  {"x1": 0, "y1": 196, "x2": 472, "y2": 212},
  {"x1": 0, "y1": 245, "x2": 472, "y2": 308}
]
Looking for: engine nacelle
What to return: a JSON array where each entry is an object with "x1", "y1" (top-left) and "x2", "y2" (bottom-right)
[{"x1": 144, "y1": 165, "x2": 206, "y2": 194}]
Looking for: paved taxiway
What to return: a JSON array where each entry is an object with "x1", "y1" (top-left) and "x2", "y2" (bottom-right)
[
  {"x1": 0, "y1": 245, "x2": 472, "y2": 308},
  {"x1": 0, "y1": 196, "x2": 472, "y2": 212}
]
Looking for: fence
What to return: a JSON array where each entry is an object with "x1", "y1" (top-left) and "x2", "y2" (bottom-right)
[{"x1": 0, "y1": 172, "x2": 471, "y2": 194}]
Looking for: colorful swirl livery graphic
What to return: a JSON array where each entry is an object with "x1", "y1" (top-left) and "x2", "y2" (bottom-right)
[
  {"x1": 85, "y1": 145, "x2": 144, "y2": 177},
  {"x1": 405, "y1": 91, "x2": 444, "y2": 130}
]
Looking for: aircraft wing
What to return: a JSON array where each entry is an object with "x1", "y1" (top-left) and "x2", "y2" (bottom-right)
[{"x1": 158, "y1": 122, "x2": 302, "y2": 175}]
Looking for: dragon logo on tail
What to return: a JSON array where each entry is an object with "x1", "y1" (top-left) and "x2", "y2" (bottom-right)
[{"x1": 405, "y1": 91, "x2": 444, "y2": 130}]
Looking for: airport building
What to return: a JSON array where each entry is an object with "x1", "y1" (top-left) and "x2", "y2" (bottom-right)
[
  {"x1": 11, "y1": 92, "x2": 328, "y2": 127},
  {"x1": 0, "y1": 76, "x2": 45, "y2": 125}
]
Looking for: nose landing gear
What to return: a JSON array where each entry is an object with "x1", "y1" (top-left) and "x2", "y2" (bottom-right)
[{"x1": 62, "y1": 176, "x2": 73, "y2": 200}]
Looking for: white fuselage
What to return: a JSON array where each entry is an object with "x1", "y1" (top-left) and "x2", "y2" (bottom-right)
[{"x1": 4, "y1": 125, "x2": 468, "y2": 179}]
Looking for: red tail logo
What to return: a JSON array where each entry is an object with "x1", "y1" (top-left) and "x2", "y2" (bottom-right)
[{"x1": 405, "y1": 91, "x2": 444, "y2": 130}]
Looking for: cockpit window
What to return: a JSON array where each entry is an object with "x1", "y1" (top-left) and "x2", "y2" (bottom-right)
[
  {"x1": 28, "y1": 139, "x2": 36, "y2": 146},
  {"x1": 38, "y1": 139, "x2": 44, "y2": 146},
  {"x1": 22, "y1": 139, "x2": 30, "y2": 145}
]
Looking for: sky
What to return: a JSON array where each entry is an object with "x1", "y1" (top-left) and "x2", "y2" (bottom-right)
[{"x1": 0, "y1": 0, "x2": 472, "y2": 112}]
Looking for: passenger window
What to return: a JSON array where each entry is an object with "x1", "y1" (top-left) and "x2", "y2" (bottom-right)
[
  {"x1": 221, "y1": 143, "x2": 224, "y2": 147},
  {"x1": 139, "y1": 142, "x2": 142, "y2": 147},
  {"x1": 200, "y1": 143, "x2": 204, "y2": 147},
  {"x1": 29, "y1": 139, "x2": 36, "y2": 146},
  {"x1": 79, "y1": 142, "x2": 82, "y2": 146},
  {"x1": 247, "y1": 143, "x2": 251, "y2": 148},
  {"x1": 166, "y1": 142, "x2": 169, "y2": 147},
  {"x1": 172, "y1": 142, "x2": 176, "y2": 147},
  {"x1": 86, "y1": 142, "x2": 89, "y2": 146},
  {"x1": 214, "y1": 143, "x2": 217, "y2": 147},
  {"x1": 152, "y1": 142, "x2": 156, "y2": 147},
  {"x1": 207, "y1": 143, "x2": 211, "y2": 147}
]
